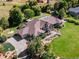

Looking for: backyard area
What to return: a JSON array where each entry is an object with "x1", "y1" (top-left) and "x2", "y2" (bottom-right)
[
  {"x1": 0, "y1": 2, "x2": 24, "y2": 18},
  {"x1": 49, "y1": 22, "x2": 79, "y2": 58}
]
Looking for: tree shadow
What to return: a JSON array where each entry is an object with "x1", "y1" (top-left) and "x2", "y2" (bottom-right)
[
  {"x1": 13, "y1": 34, "x2": 22, "y2": 41},
  {"x1": 18, "y1": 49, "x2": 28, "y2": 58}
]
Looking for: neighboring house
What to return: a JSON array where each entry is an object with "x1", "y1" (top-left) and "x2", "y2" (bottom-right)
[
  {"x1": 0, "y1": 0, "x2": 52, "y2": 3},
  {"x1": 0, "y1": 0, "x2": 28, "y2": 2},
  {"x1": 17, "y1": 16, "x2": 62, "y2": 38},
  {"x1": 68, "y1": 7, "x2": 79, "y2": 16}
]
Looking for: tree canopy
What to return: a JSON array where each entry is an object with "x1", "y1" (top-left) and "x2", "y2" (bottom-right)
[{"x1": 8, "y1": 7, "x2": 24, "y2": 27}]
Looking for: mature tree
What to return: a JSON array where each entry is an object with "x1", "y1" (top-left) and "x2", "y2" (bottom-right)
[
  {"x1": 52, "y1": 10, "x2": 59, "y2": 17},
  {"x1": 53, "y1": 23, "x2": 61, "y2": 29},
  {"x1": 0, "y1": 17, "x2": 9, "y2": 29},
  {"x1": 27, "y1": 37, "x2": 56, "y2": 59},
  {"x1": 0, "y1": 45, "x2": 4, "y2": 53},
  {"x1": 21, "y1": 3, "x2": 30, "y2": 12},
  {"x1": 41, "y1": 52, "x2": 55, "y2": 59},
  {"x1": 8, "y1": 7, "x2": 24, "y2": 27},
  {"x1": 32, "y1": 5, "x2": 41, "y2": 16},
  {"x1": 24, "y1": 34, "x2": 35, "y2": 41},
  {"x1": 0, "y1": 35, "x2": 6, "y2": 43},
  {"x1": 54, "y1": 2, "x2": 65, "y2": 11},
  {"x1": 58, "y1": 8, "x2": 65, "y2": 19},
  {"x1": 23, "y1": 9, "x2": 35, "y2": 18},
  {"x1": 0, "y1": 27, "x2": 3, "y2": 35},
  {"x1": 27, "y1": 37, "x2": 44, "y2": 59},
  {"x1": 29, "y1": 0, "x2": 38, "y2": 7},
  {"x1": 41, "y1": 4, "x2": 53, "y2": 13},
  {"x1": 63, "y1": 0, "x2": 78, "y2": 8}
]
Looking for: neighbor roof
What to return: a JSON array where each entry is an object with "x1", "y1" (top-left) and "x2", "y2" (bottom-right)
[{"x1": 69, "y1": 7, "x2": 79, "y2": 14}]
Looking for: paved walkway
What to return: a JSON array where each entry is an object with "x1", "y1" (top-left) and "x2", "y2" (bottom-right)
[
  {"x1": 42, "y1": 31, "x2": 60, "y2": 45},
  {"x1": 6, "y1": 37, "x2": 28, "y2": 56}
]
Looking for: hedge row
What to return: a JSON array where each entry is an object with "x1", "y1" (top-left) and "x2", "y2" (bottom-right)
[{"x1": 66, "y1": 19, "x2": 79, "y2": 25}]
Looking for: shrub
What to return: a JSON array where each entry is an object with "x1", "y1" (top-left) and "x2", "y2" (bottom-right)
[
  {"x1": 8, "y1": 7, "x2": 24, "y2": 27},
  {"x1": 39, "y1": 33, "x2": 46, "y2": 39},
  {"x1": 29, "y1": 0, "x2": 38, "y2": 7},
  {"x1": 54, "y1": 23, "x2": 62, "y2": 29},
  {"x1": 0, "y1": 17, "x2": 9, "y2": 29},
  {"x1": 74, "y1": 21, "x2": 79, "y2": 25},
  {"x1": 32, "y1": 5, "x2": 41, "y2": 16},
  {"x1": 66, "y1": 19, "x2": 72, "y2": 22},
  {"x1": 12, "y1": 56, "x2": 17, "y2": 59},
  {"x1": 41, "y1": 4, "x2": 53, "y2": 13},
  {"x1": 66, "y1": 19, "x2": 79, "y2": 25},
  {"x1": 23, "y1": 9, "x2": 35, "y2": 18},
  {"x1": 51, "y1": 10, "x2": 59, "y2": 17},
  {"x1": 66, "y1": 19, "x2": 75, "y2": 23},
  {"x1": 13, "y1": 4, "x2": 19, "y2": 8},
  {"x1": 58, "y1": 8, "x2": 65, "y2": 19},
  {"x1": 0, "y1": 35, "x2": 6, "y2": 43},
  {"x1": 41, "y1": 4, "x2": 47, "y2": 12},
  {"x1": 21, "y1": 3, "x2": 30, "y2": 12},
  {"x1": 24, "y1": 34, "x2": 35, "y2": 41},
  {"x1": 54, "y1": 2, "x2": 65, "y2": 11},
  {"x1": 41, "y1": 52, "x2": 56, "y2": 59},
  {"x1": 0, "y1": 27, "x2": 3, "y2": 35},
  {"x1": 3, "y1": 3, "x2": 5, "y2": 6}
]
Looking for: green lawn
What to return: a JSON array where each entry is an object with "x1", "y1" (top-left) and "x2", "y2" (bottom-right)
[{"x1": 49, "y1": 22, "x2": 79, "y2": 58}]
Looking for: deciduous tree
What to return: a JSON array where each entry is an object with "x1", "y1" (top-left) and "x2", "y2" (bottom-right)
[{"x1": 8, "y1": 7, "x2": 24, "y2": 27}]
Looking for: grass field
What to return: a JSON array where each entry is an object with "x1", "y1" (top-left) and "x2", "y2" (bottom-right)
[
  {"x1": 0, "y1": 2, "x2": 24, "y2": 18},
  {"x1": 49, "y1": 22, "x2": 79, "y2": 58}
]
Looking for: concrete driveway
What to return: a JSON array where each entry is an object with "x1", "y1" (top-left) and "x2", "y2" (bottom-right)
[{"x1": 6, "y1": 37, "x2": 28, "y2": 56}]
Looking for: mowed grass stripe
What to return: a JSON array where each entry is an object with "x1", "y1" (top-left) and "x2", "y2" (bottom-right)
[{"x1": 49, "y1": 22, "x2": 79, "y2": 58}]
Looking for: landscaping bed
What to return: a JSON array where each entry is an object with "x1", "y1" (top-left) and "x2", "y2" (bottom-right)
[
  {"x1": 49, "y1": 22, "x2": 79, "y2": 58},
  {"x1": 2, "y1": 43, "x2": 15, "y2": 53},
  {"x1": 66, "y1": 17, "x2": 79, "y2": 25}
]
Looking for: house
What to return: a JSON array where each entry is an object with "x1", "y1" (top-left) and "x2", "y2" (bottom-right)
[
  {"x1": 17, "y1": 16, "x2": 62, "y2": 38},
  {"x1": 0, "y1": 0, "x2": 51, "y2": 3},
  {"x1": 68, "y1": 7, "x2": 79, "y2": 16}
]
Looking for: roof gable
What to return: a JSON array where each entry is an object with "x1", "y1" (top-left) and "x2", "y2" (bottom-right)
[{"x1": 17, "y1": 16, "x2": 61, "y2": 37}]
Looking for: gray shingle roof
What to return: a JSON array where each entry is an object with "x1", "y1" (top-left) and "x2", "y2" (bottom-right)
[
  {"x1": 69, "y1": 7, "x2": 79, "y2": 14},
  {"x1": 40, "y1": 16, "x2": 61, "y2": 24},
  {"x1": 17, "y1": 16, "x2": 61, "y2": 37}
]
